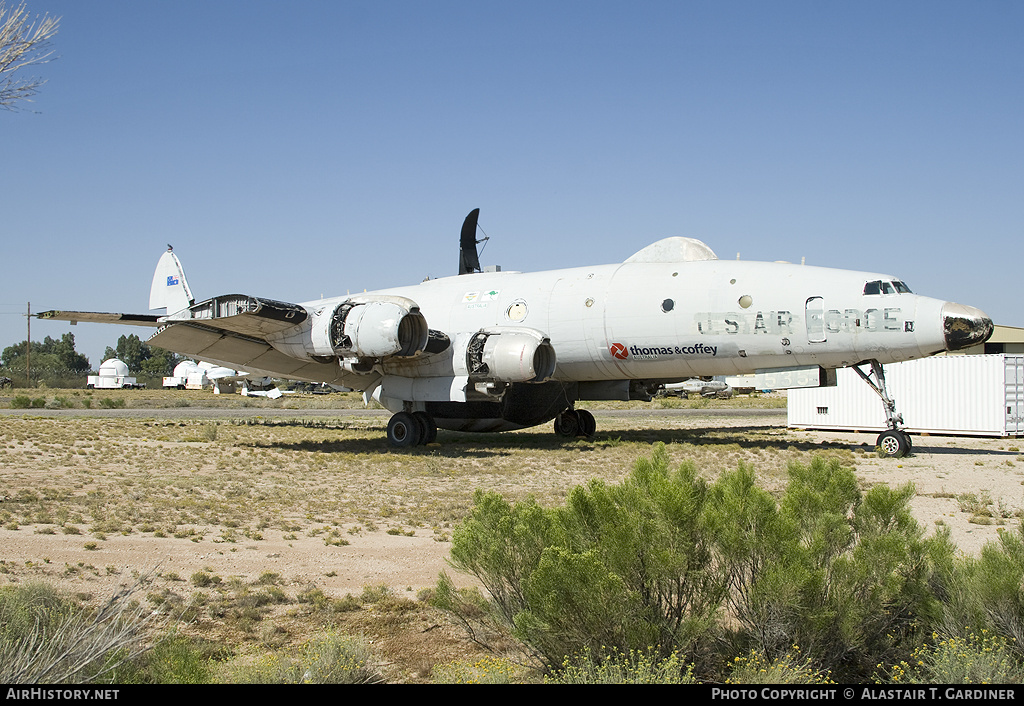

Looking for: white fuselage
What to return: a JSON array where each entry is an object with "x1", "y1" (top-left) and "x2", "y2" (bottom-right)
[{"x1": 346, "y1": 259, "x2": 948, "y2": 386}]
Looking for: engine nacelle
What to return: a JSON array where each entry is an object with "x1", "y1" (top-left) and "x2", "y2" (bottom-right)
[
  {"x1": 302, "y1": 296, "x2": 428, "y2": 360},
  {"x1": 465, "y1": 327, "x2": 556, "y2": 383}
]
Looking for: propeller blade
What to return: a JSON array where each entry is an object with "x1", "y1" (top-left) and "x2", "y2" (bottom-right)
[{"x1": 459, "y1": 208, "x2": 481, "y2": 275}]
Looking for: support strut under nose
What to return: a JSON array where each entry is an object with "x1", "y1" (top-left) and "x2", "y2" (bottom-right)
[{"x1": 851, "y1": 360, "x2": 911, "y2": 457}]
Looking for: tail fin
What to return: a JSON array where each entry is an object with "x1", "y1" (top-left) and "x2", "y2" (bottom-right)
[{"x1": 149, "y1": 247, "x2": 195, "y2": 313}]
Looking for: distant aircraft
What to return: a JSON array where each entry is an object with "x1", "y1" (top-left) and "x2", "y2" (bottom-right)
[
  {"x1": 659, "y1": 377, "x2": 733, "y2": 399},
  {"x1": 37, "y1": 212, "x2": 993, "y2": 456},
  {"x1": 163, "y1": 358, "x2": 275, "y2": 395}
]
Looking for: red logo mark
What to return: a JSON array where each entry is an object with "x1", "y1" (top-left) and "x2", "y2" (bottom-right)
[{"x1": 609, "y1": 343, "x2": 629, "y2": 360}]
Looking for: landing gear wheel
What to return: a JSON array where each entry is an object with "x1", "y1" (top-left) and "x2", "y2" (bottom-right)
[
  {"x1": 413, "y1": 411, "x2": 437, "y2": 445},
  {"x1": 576, "y1": 409, "x2": 596, "y2": 438},
  {"x1": 877, "y1": 430, "x2": 911, "y2": 458},
  {"x1": 554, "y1": 410, "x2": 580, "y2": 438},
  {"x1": 387, "y1": 412, "x2": 422, "y2": 448}
]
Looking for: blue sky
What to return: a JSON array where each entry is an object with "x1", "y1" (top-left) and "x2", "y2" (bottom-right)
[{"x1": 3, "y1": 1, "x2": 1022, "y2": 367}]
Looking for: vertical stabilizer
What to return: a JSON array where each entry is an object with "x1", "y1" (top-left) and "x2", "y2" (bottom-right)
[{"x1": 149, "y1": 247, "x2": 194, "y2": 313}]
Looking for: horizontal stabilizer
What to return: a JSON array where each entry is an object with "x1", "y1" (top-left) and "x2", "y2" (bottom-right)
[{"x1": 36, "y1": 310, "x2": 161, "y2": 327}]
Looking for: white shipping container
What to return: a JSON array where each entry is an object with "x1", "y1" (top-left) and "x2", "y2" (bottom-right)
[{"x1": 788, "y1": 355, "x2": 1024, "y2": 438}]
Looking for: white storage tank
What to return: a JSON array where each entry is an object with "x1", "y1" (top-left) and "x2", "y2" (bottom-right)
[{"x1": 788, "y1": 354, "x2": 1023, "y2": 438}]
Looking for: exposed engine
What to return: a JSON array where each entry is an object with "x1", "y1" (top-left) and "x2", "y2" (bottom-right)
[
  {"x1": 300, "y1": 295, "x2": 429, "y2": 362},
  {"x1": 464, "y1": 327, "x2": 556, "y2": 383}
]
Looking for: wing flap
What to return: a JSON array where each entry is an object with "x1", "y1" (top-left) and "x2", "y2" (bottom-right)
[{"x1": 164, "y1": 295, "x2": 308, "y2": 337}]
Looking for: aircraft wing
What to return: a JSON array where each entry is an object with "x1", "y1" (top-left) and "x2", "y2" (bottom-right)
[
  {"x1": 147, "y1": 294, "x2": 354, "y2": 384},
  {"x1": 40, "y1": 294, "x2": 355, "y2": 385},
  {"x1": 148, "y1": 322, "x2": 348, "y2": 383}
]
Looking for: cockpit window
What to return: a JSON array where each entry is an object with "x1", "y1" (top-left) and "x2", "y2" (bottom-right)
[{"x1": 864, "y1": 280, "x2": 912, "y2": 295}]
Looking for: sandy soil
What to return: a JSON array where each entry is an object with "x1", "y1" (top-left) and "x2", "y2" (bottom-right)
[
  {"x1": 1, "y1": 407, "x2": 1021, "y2": 602},
  {"x1": 793, "y1": 426, "x2": 1023, "y2": 556},
  {"x1": 1, "y1": 523, "x2": 460, "y2": 600}
]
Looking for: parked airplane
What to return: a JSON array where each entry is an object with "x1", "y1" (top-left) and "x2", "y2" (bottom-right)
[
  {"x1": 163, "y1": 359, "x2": 277, "y2": 395},
  {"x1": 37, "y1": 212, "x2": 993, "y2": 456},
  {"x1": 659, "y1": 377, "x2": 733, "y2": 399}
]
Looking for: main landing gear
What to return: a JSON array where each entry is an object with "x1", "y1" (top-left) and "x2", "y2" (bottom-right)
[
  {"x1": 554, "y1": 408, "x2": 596, "y2": 439},
  {"x1": 386, "y1": 411, "x2": 438, "y2": 448},
  {"x1": 852, "y1": 360, "x2": 912, "y2": 458}
]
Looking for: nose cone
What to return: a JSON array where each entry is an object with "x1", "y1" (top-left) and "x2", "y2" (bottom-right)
[{"x1": 942, "y1": 302, "x2": 994, "y2": 351}]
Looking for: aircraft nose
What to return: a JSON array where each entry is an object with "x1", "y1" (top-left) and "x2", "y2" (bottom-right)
[{"x1": 942, "y1": 302, "x2": 994, "y2": 351}]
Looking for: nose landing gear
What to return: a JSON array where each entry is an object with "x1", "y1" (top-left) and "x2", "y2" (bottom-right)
[{"x1": 852, "y1": 360, "x2": 912, "y2": 457}]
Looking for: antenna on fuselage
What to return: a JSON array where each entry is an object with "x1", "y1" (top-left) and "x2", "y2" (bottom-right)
[{"x1": 458, "y1": 208, "x2": 488, "y2": 275}]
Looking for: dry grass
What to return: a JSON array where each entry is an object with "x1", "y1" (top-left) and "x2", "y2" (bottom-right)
[{"x1": 0, "y1": 389, "x2": 864, "y2": 682}]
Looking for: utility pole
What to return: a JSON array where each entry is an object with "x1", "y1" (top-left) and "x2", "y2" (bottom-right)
[{"x1": 26, "y1": 302, "x2": 31, "y2": 387}]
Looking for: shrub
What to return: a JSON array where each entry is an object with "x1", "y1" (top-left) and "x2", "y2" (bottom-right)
[
  {"x1": 726, "y1": 646, "x2": 834, "y2": 684},
  {"x1": 218, "y1": 631, "x2": 382, "y2": 684},
  {"x1": 545, "y1": 647, "x2": 696, "y2": 684},
  {"x1": 441, "y1": 445, "x2": 951, "y2": 681},
  {"x1": 445, "y1": 444, "x2": 723, "y2": 669},
  {"x1": 0, "y1": 577, "x2": 163, "y2": 683},
  {"x1": 109, "y1": 635, "x2": 214, "y2": 684},
  {"x1": 190, "y1": 571, "x2": 221, "y2": 588},
  {"x1": 878, "y1": 630, "x2": 1024, "y2": 684},
  {"x1": 933, "y1": 523, "x2": 1024, "y2": 653},
  {"x1": 432, "y1": 655, "x2": 523, "y2": 684},
  {"x1": 708, "y1": 456, "x2": 941, "y2": 676}
]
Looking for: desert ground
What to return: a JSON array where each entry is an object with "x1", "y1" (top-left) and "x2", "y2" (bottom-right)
[{"x1": 1, "y1": 389, "x2": 1021, "y2": 680}]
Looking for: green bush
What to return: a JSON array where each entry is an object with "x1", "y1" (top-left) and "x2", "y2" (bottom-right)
[
  {"x1": 932, "y1": 523, "x2": 1024, "y2": 655},
  {"x1": 0, "y1": 581, "x2": 75, "y2": 644},
  {"x1": 440, "y1": 445, "x2": 961, "y2": 681},
  {"x1": 9, "y1": 395, "x2": 31, "y2": 409},
  {"x1": 108, "y1": 635, "x2": 214, "y2": 684},
  {"x1": 707, "y1": 456, "x2": 941, "y2": 675}
]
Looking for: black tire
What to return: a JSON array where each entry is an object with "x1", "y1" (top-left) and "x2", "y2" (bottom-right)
[
  {"x1": 576, "y1": 409, "x2": 596, "y2": 438},
  {"x1": 413, "y1": 411, "x2": 437, "y2": 445},
  {"x1": 877, "y1": 430, "x2": 910, "y2": 458},
  {"x1": 554, "y1": 410, "x2": 580, "y2": 438},
  {"x1": 387, "y1": 412, "x2": 422, "y2": 448}
]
